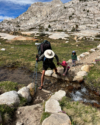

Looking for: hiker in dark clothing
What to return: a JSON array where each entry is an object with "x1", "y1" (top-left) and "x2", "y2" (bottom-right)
[
  {"x1": 71, "y1": 51, "x2": 77, "y2": 66},
  {"x1": 36, "y1": 49, "x2": 60, "y2": 90}
]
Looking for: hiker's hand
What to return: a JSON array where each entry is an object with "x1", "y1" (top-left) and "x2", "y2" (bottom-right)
[
  {"x1": 57, "y1": 62, "x2": 59, "y2": 65},
  {"x1": 63, "y1": 74, "x2": 65, "y2": 76}
]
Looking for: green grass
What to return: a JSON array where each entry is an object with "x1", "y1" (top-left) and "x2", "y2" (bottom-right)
[
  {"x1": 84, "y1": 62, "x2": 100, "y2": 92},
  {"x1": 59, "y1": 97, "x2": 100, "y2": 125},
  {"x1": 0, "y1": 104, "x2": 16, "y2": 124},
  {"x1": 0, "y1": 35, "x2": 100, "y2": 72},
  {"x1": 40, "y1": 112, "x2": 51, "y2": 123},
  {"x1": 0, "y1": 81, "x2": 23, "y2": 94}
]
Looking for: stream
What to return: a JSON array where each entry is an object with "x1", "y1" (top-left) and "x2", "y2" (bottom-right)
[{"x1": 0, "y1": 67, "x2": 100, "y2": 108}]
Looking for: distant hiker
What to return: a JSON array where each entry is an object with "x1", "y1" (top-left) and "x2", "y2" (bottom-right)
[
  {"x1": 36, "y1": 49, "x2": 60, "y2": 90},
  {"x1": 59, "y1": 61, "x2": 70, "y2": 76},
  {"x1": 71, "y1": 51, "x2": 77, "y2": 66}
]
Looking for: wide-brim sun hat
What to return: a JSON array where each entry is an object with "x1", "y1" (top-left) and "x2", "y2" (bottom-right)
[
  {"x1": 44, "y1": 49, "x2": 55, "y2": 59},
  {"x1": 61, "y1": 61, "x2": 67, "y2": 66}
]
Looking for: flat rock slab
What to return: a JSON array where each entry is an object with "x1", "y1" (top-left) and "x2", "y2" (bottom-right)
[
  {"x1": 45, "y1": 99, "x2": 61, "y2": 113},
  {"x1": 42, "y1": 113, "x2": 71, "y2": 125},
  {"x1": 0, "y1": 33, "x2": 17, "y2": 40},
  {"x1": 14, "y1": 104, "x2": 43, "y2": 125},
  {"x1": 50, "y1": 90, "x2": 66, "y2": 101},
  {"x1": 45, "y1": 70, "x2": 53, "y2": 76},
  {"x1": 0, "y1": 91, "x2": 20, "y2": 106},
  {"x1": 76, "y1": 71, "x2": 88, "y2": 77},
  {"x1": 49, "y1": 32, "x2": 69, "y2": 39}
]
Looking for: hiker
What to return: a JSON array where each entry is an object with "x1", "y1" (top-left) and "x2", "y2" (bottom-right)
[
  {"x1": 36, "y1": 49, "x2": 60, "y2": 90},
  {"x1": 59, "y1": 61, "x2": 70, "y2": 76},
  {"x1": 71, "y1": 51, "x2": 77, "y2": 66}
]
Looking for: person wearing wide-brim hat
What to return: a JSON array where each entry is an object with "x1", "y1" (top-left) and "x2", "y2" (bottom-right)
[{"x1": 36, "y1": 49, "x2": 60, "y2": 90}]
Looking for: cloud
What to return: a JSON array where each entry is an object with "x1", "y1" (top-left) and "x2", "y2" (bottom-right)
[
  {"x1": 0, "y1": 0, "x2": 40, "y2": 5},
  {"x1": 0, "y1": 16, "x2": 14, "y2": 20}
]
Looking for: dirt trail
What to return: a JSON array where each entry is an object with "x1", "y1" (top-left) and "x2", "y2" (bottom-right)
[{"x1": 69, "y1": 49, "x2": 100, "y2": 74}]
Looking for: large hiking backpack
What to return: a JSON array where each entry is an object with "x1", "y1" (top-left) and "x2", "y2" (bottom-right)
[{"x1": 38, "y1": 40, "x2": 52, "y2": 56}]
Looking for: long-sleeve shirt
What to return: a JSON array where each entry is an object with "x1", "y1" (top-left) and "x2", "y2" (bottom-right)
[
  {"x1": 38, "y1": 53, "x2": 59, "y2": 64},
  {"x1": 59, "y1": 63, "x2": 70, "y2": 75},
  {"x1": 71, "y1": 54, "x2": 77, "y2": 60}
]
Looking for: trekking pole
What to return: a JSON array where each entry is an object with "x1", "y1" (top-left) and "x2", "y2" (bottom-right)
[{"x1": 32, "y1": 61, "x2": 38, "y2": 93}]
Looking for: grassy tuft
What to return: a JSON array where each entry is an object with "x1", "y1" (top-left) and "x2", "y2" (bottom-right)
[
  {"x1": 0, "y1": 81, "x2": 19, "y2": 94},
  {"x1": 84, "y1": 62, "x2": 100, "y2": 92},
  {"x1": 0, "y1": 104, "x2": 16, "y2": 124},
  {"x1": 40, "y1": 112, "x2": 51, "y2": 123}
]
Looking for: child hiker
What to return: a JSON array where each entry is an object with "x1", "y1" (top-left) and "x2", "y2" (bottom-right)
[
  {"x1": 59, "y1": 61, "x2": 70, "y2": 76},
  {"x1": 71, "y1": 51, "x2": 77, "y2": 66}
]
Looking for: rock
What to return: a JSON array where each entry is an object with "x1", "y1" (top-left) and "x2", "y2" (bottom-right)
[
  {"x1": 80, "y1": 54, "x2": 85, "y2": 58},
  {"x1": 1, "y1": 48, "x2": 5, "y2": 51},
  {"x1": 97, "y1": 44, "x2": 100, "y2": 49},
  {"x1": 27, "y1": 83, "x2": 35, "y2": 96},
  {"x1": 83, "y1": 52, "x2": 90, "y2": 56},
  {"x1": 45, "y1": 99, "x2": 61, "y2": 113},
  {"x1": 0, "y1": 113, "x2": 2, "y2": 124},
  {"x1": 18, "y1": 87, "x2": 31, "y2": 102},
  {"x1": 73, "y1": 75, "x2": 83, "y2": 82},
  {"x1": 15, "y1": 104, "x2": 43, "y2": 125},
  {"x1": 81, "y1": 65, "x2": 90, "y2": 72},
  {"x1": 50, "y1": 90, "x2": 66, "y2": 101},
  {"x1": 0, "y1": 91, "x2": 20, "y2": 106},
  {"x1": 67, "y1": 59, "x2": 72, "y2": 63},
  {"x1": 45, "y1": 70, "x2": 53, "y2": 76},
  {"x1": 42, "y1": 113, "x2": 71, "y2": 125},
  {"x1": 90, "y1": 49, "x2": 95, "y2": 52},
  {"x1": 16, "y1": 122, "x2": 23, "y2": 125},
  {"x1": 65, "y1": 41, "x2": 69, "y2": 43},
  {"x1": 76, "y1": 71, "x2": 88, "y2": 77}
]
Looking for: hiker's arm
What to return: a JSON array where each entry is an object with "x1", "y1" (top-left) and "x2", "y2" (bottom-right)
[
  {"x1": 36, "y1": 54, "x2": 44, "y2": 62},
  {"x1": 55, "y1": 54, "x2": 59, "y2": 65}
]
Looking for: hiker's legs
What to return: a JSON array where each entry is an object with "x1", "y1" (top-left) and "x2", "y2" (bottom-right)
[
  {"x1": 41, "y1": 70, "x2": 45, "y2": 87},
  {"x1": 72, "y1": 60, "x2": 76, "y2": 66}
]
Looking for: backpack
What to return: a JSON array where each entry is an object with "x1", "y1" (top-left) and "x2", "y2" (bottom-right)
[{"x1": 38, "y1": 40, "x2": 52, "y2": 56}]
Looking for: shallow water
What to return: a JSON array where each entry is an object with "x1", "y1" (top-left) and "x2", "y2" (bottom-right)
[{"x1": 0, "y1": 67, "x2": 100, "y2": 108}]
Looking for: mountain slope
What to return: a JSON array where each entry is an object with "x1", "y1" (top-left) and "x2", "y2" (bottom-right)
[{"x1": 0, "y1": 0, "x2": 100, "y2": 32}]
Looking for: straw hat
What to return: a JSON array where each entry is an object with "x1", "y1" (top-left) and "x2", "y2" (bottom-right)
[{"x1": 44, "y1": 49, "x2": 55, "y2": 59}]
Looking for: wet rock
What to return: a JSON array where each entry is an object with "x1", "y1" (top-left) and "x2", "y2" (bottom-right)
[
  {"x1": 45, "y1": 99, "x2": 61, "y2": 113},
  {"x1": 73, "y1": 84, "x2": 81, "y2": 90},
  {"x1": 45, "y1": 70, "x2": 53, "y2": 76},
  {"x1": 0, "y1": 113, "x2": 2, "y2": 124},
  {"x1": 18, "y1": 87, "x2": 31, "y2": 103},
  {"x1": 27, "y1": 83, "x2": 35, "y2": 97},
  {"x1": 0, "y1": 91, "x2": 20, "y2": 106},
  {"x1": 67, "y1": 85, "x2": 74, "y2": 92},
  {"x1": 93, "y1": 103, "x2": 100, "y2": 108},
  {"x1": 81, "y1": 65, "x2": 90, "y2": 72},
  {"x1": 42, "y1": 113, "x2": 71, "y2": 125},
  {"x1": 50, "y1": 90, "x2": 66, "y2": 101}
]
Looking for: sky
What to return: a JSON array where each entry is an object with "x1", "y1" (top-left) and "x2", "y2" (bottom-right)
[{"x1": 0, "y1": 0, "x2": 71, "y2": 22}]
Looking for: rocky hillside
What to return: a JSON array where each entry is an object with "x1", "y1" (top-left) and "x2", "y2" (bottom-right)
[{"x1": 0, "y1": 0, "x2": 100, "y2": 32}]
